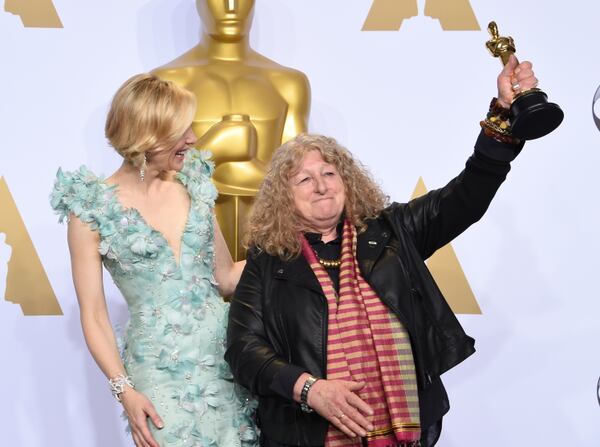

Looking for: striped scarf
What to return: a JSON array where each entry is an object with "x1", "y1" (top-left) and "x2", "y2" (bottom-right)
[{"x1": 300, "y1": 220, "x2": 421, "y2": 447}]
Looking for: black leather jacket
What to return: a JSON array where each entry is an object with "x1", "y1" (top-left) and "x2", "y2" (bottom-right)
[{"x1": 226, "y1": 132, "x2": 522, "y2": 445}]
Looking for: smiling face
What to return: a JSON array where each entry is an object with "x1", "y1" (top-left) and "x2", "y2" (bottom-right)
[
  {"x1": 196, "y1": 0, "x2": 255, "y2": 41},
  {"x1": 146, "y1": 127, "x2": 197, "y2": 173},
  {"x1": 290, "y1": 150, "x2": 346, "y2": 233}
]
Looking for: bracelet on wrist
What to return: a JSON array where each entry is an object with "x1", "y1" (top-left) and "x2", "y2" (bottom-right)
[
  {"x1": 480, "y1": 97, "x2": 520, "y2": 145},
  {"x1": 480, "y1": 124, "x2": 520, "y2": 144},
  {"x1": 109, "y1": 374, "x2": 135, "y2": 402},
  {"x1": 300, "y1": 375, "x2": 319, "y2": 413}
]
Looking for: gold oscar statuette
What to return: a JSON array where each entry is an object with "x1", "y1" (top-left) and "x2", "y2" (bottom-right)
[
  {"x1": 153, "y1": 0, "x2": 311, "y2": 261},
  {"x1": 485, "y1": 21, "x2": 563, "y2": 140}
]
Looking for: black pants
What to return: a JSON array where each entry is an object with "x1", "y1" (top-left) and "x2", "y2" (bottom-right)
[{"x1": 260, "y1": 418, "x2": 442, "y2": 447}]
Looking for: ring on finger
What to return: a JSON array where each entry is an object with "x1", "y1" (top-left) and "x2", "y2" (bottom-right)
[
  {"x1": 511, "y1": 82, "x2": 521, "y2": 92},
  {"x1": 338, "y1": 413, "x2": 346, "y2": 420}
]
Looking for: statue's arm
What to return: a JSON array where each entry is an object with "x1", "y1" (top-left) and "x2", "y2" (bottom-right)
[
  {"x1": 270, "y1": 70, "x2": 311, "y2": 143},
  {"x1": 195, "y1": 115, "x2": 257, "y2": 164}
]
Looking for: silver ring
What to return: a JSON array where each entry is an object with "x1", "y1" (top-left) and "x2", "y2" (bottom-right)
[
  {"x1": 511, "y1": 82, "x2": 521, "y2": 92},
  {"x1": 339, "y1": 413, "x2": 346, "y2": 420}
]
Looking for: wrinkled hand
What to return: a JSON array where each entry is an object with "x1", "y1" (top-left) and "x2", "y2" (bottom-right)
[
  {"x1": 497, "y1": 54, "x2": 539, "y2": 108},
  {"x1": 120, "y1": 387, "x2": 164, "y2": 447},
  {"x1": 307, "y1": 379, "x2": 374, "y2": 439}
]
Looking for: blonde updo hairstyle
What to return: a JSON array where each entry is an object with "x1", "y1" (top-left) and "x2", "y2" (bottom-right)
[
  {"x1": 105, "y1": 73, "x2": 197, "y2": 167},
  {"x1": 244, "y1": 134, "x2": 389, "y2": 260}
]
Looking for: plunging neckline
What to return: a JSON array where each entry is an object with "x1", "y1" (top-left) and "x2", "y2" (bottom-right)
[{"x1": 104, "y1": 180, "x2": 192, "y2": 269}]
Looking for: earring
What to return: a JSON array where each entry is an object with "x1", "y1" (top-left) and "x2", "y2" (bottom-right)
[{"x1": 139, "y1": 154, "x2": 147, "y2": 182}]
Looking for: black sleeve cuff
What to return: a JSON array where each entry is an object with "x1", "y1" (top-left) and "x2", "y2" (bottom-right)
[
  {"x1": 475, "y1": 129, "x2": 525, "y2": 162},
  {"x1": 269, "y1": 364, "x2": 307, "y2": 401}
]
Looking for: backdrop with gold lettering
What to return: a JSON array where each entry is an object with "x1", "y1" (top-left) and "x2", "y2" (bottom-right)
[{"x1": 1, "y1": 1, "x2": 599, "y2": 445}]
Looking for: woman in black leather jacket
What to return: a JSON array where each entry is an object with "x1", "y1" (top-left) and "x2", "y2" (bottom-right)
[{"x1": 226, "y1": 56, "x2": 538, "y2": 447}]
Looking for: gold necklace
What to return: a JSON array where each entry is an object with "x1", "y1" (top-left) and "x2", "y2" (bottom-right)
[{"x1": 316, "y1": 255, "x2": 341, "y2": 268}]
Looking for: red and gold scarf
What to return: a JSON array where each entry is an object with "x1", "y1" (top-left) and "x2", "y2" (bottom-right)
[{"x1": 300, "y1": 220, "x2": 421, "y2": 447}]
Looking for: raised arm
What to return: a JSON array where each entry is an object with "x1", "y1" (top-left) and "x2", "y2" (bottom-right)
[
  {"x1": 392, "y1": 135, "x2": 518, "y2": 260},
  {"x1": 394, "y1": 57, "x2": 538, "y2": 259},
  {"x1": 67, "y1": 216, "x2": 162, "y2": 447}
]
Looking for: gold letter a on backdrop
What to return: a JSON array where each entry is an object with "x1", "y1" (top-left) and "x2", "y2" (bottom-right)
[
  {"x1": 4, "y1": 0, "x2": 63, "y2": 28},
  {"x1": 0, "y1": 177, "x2": 62, "y2": 315},
  {"x1": 363, "y1": 0, "x2": 480, "y2": 31},
  {"x1": 412, "y1": 177, "x2": 482, "y2": 314}
]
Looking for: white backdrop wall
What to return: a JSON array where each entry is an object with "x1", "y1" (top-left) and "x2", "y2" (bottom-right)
[{"x1": 1, "y1": 1, "x2": 599, "y2": 445}]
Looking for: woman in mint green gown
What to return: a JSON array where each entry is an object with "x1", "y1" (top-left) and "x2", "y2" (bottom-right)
[{"x1": 51, "y1": 73, "x2": 257, "y2": 447}]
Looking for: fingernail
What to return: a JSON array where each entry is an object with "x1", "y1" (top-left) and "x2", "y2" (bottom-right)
[
  {"x1": 360, "y1": 431, "x2": 367, "y2": 437},
  {"x1": 158, "y1": 422, "x2": 164, "y2": 429},
  {"x1": 368, "y1": 425, "x2": 374, "y2": 431}
]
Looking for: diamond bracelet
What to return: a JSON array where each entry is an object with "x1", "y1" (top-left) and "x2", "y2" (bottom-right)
[{"x1": 109, "y1": 374, "x2": 135, "y2": 402}]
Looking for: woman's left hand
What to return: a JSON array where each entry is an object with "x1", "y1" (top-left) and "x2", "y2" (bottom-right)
[
  {"x1": 304, "y1": 378, "x2": 374, "y2": 439},
  {"x1": 497, "y1": 54, "x2": 539, "y2": 108}
]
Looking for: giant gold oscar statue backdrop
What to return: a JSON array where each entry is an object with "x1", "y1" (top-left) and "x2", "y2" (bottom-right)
[{"x1": 153, "y1": 0, "x2": 311, "y2": 260}]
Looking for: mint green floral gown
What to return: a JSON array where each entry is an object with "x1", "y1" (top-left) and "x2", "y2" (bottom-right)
[{"x1": 51, "y1": 151, "x2": 258, "y2": 447}]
